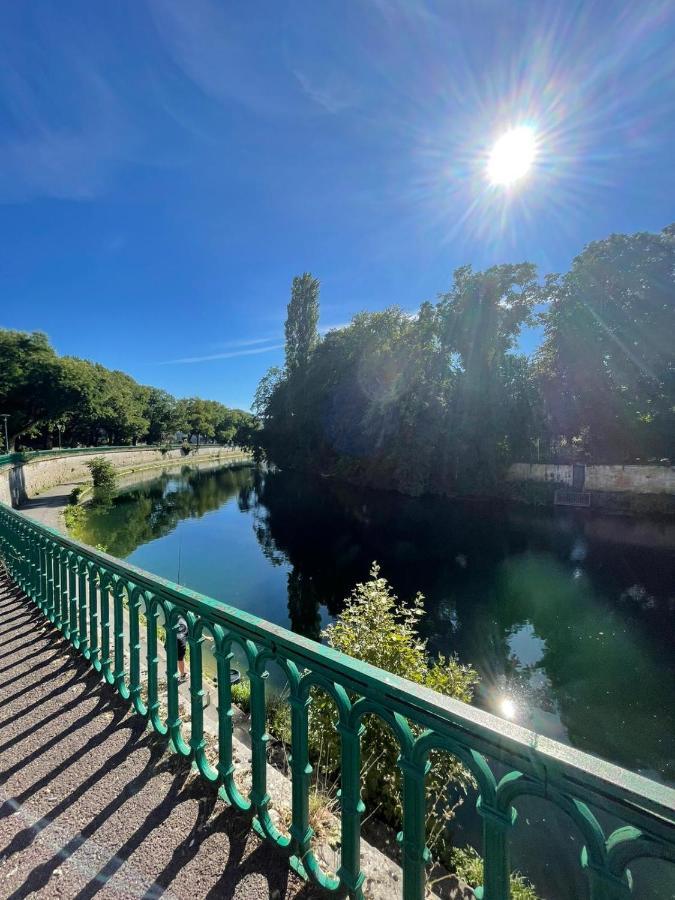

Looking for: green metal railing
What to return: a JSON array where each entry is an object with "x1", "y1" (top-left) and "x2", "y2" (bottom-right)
[{"x1": 0, "y1": 501, "x2": 673, "y2": 899}]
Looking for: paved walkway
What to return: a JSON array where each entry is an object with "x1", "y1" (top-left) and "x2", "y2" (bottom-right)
[
  {"x1": 0, "y1": 576, "x2": 322, "y2": 900},
  {"x1": 18, "y1": 482, "x2": 81, "y2": 531}
]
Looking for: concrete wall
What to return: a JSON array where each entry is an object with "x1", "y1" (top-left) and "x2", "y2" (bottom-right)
[
  {"x1": 507, "y1": 462, "x2": 675, "y2": 494},
  {"x1": 0, "y1": 447, "x2": 250, "y2": 508}
]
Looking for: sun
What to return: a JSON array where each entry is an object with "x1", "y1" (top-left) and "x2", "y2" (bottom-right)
[{"x1": 487, "y1": 126, "x2": 537, "y2": 186}]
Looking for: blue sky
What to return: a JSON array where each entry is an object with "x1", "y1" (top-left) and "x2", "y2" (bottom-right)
[{"x1": 1, "y1": 0, "x2": 674, "y2": 411}]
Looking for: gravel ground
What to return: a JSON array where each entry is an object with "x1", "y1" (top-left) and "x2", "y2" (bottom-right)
[{"x1": 0, "y1": 577, "x2": 325, "y2": 900}]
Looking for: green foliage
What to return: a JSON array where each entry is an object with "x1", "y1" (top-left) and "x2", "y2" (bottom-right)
[
  {"x1": 0, "y1": 330, "x2": 82, "y2": 450},
  {"x1": 0, "y1": 327, "x2": 254, "y2": 452},
  {"x1": 313, "y1": 564, "x2": 478, "y2": 831},
  {"x1": 176, "y1": 397, "x2": 253, "y2": 447},
  {"x1": 63, "y1": 504, "x2": 87, "y2": 538},
  {"x1": 68, "y1": 485, "x2": 84, "y2": 505},
  {"x1": 144, "y1": 388, "x2": 179, "y2": 443},
  {"x1": 256, "y1": 270, "x2": 542, "y2": 494},
  {"x1": 254, "y1": 224, "x2": 674, "y2": 494},
  {"x1": 284, "y1": 273, "x2": 320, "y2": 375},
  {"x1": 267, "y1": 689, "x2": 292, "y2": 745},
  {"x1": 449, "y1": 846, "x2": 539, "y2": 900},
  {"x1": 87, "y1": 457, "x2": 117, "y2": 506},
  {"x1": 230, "y1": 679, "x2": 251, "y2": 713},
  {"x1": 536, "y1": 224, "x2": 675, "y2": 461}
]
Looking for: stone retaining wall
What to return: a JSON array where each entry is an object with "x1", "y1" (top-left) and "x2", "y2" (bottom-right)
[
  {"x1": 507, "y1": 462, "x2": 675, "y2": 494},
  {"x1": 0, "y1": 447, "x2": 249, "y2": 507}
]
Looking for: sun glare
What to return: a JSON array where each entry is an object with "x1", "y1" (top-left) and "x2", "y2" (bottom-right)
[
  {"x1": 487, "y1": 126, "x2": 537, "y2": 186},
  {"x1": 498, "y1": 696, "x2": 518, "y2": 720}
]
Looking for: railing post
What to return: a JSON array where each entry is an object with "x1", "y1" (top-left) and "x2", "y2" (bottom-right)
[
  {"x1": 336, "y1": 720, "x2": 366, "y2": 899},
  {"x1": 215, "y1": 644, "x2": 239, "y2": 802},
  {"x1": 128, "y1": 589, "x2": 144, "y2": 713},
  {"x1": 37, "y1": 539, "x2": 47, "y2": 610},
  {"x1": 113, "y1": 584, "x2": 127, "y2": 695},
  {"x1": 45, "y1": 543, "x2": 56, "y2": 622},
  {"x1": 78, "y1": 557, "x2": 89, "y2": 658},
  {"x1": 52, "y1": 548, "x2": 62, "y2": 629},
  {"x1": 398, "y1": 754, "x2": 431, "y2": 900},
  {"x1": 188, "y1": 624, "x2": 208, "y2": 763},
  {"x1": 146, "y1": 600, "x2": 162, "y2": 730},
  {"x1": 27, "y1": 528, "x2": 39, "y2": 601},
  {"x1": 68, "y1": 555, "x2": 79, "y2": 645},
  {"x1": 166, "y1": 611, "x2": 188, "y2": 753},
  {"x1": 88, "y1": 567, "x2": 100, "y2": 668},
  {"x1": 248, "y1": 667, "x2": 271, "y2": 822},
  {"x1": 477, "y1": 798, "x2": 516, "y2": 900},
  {"x1": 60, "y1": 553, "x2": 70, "y2": 637},
  {"x1": 288, "y1": 689, "x2": 313, "y2": 868},
  {"x1": 99, "y1": 577, "x2": 113, "y2": 683}
]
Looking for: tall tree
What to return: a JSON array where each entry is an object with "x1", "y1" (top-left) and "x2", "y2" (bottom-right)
[
  {"x1": 437, "y1": 263, "x2": 539, "y2": 485},
  {"x1": 284, "y1": 273, "x2": 320, "y2": 375},
  {"x1": 143, "y1": 387, "x2": 179, "y2": 444},
  {"x1": 537, "y1": 225, "x2": 675, "y2": 460},
  {"x1": 0, "y1": 331, "x2": 78, "y2": 449}
]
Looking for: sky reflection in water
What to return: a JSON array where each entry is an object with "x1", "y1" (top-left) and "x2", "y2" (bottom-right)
[{"x1": 79, "y1": 463, "x2": 675, "y2": 788}]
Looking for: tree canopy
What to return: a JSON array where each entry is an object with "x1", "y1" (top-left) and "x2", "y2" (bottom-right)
[
  {"x1": 0, "y1": 329, "x2": 254, "y2": 451},
  {"x1": 254, "y1": 224, "x2": 674, "y2": 496},
  {"x1": 536, "y1": 226, "x2": 675, "y2": 460}
]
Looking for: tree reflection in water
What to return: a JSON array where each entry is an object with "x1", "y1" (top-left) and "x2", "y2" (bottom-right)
[{"x1": 79, "y1": 464, "x2": 675, "y2": 784}]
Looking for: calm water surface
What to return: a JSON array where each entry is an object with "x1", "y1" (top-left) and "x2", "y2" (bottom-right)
[{"x1": 78, "y1": 463, "x2": 675, "y2": 896}]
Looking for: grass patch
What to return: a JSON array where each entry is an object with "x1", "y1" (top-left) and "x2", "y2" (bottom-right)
[
  {"x1": 447, "y1": 846, "x2": 539, "y2": 900},
  {"x1": 230, "y1": 679, "x2": 251, "y2": 713}
]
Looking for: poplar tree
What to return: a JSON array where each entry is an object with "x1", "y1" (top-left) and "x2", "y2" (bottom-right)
[{"x1": 284, "y1": 273, "x2": 320, "y2": 375}]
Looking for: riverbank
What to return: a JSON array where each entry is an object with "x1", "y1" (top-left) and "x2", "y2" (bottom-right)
[
  {"x1": 0, "y1": 445, "x2": 252, "y2": 508},
  {"x1": 279, "y1": 458, "x2": 675, "y2": 517}
]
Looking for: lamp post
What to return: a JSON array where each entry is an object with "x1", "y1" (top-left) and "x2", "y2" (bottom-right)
[
  {"x1": 1, "y1": 414, "x2": 9, "y2": 454},
  {"x1": 57, "y1": 422, "x2": 64, "y2": 449}
]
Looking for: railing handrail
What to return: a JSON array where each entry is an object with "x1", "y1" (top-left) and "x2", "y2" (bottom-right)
[{"x1": 2, "y1": 499, "x2": 673, "y2": 832}]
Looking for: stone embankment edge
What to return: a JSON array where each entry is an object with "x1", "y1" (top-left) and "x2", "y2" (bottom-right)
[
  {"x1": 72, "y1": 453, "x2": 251, "y2": 506},
  {"x1": 0, "y1": 445, "x2": 250, "y2": 508}
]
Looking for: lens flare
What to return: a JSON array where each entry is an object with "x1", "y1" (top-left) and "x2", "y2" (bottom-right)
[
  {"x1": 499, "y1": 696, "x2": 518, "y2": 719},
  {"x1": 487, "y1": 126, "x2": 537, "y2": 185}
]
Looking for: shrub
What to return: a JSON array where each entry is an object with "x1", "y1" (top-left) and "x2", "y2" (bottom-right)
[
  {"x1": 312, "y1": 564, "x2": 478, "y2": 836},
  {"x1": 231, "y1": 680, "x2": 251, "y2": 713},
  {"x1": 449, "y1": 846, "x2": 539, "y2": 900},
  {"x1": 87, "y1": 457, "x2": 117, "y2": 506},
  {"x1": 68, "y1": 485, "x2": 84, "y2": 505},
  {"x1": 63, "y1": 505, "x2": 87, "y2": 538}
]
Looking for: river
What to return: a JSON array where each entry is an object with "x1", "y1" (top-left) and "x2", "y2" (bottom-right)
[{"x1": 75, "y1": 462, "x2": 675, "y2": 897}]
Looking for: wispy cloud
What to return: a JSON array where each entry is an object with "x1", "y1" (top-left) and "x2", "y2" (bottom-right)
[
  {"x1": 149, "y1": 0, "x2": 298, "y2": 117},
  {"x1": 162, "y1": 322, "x2": 351, "y2": 365},
  {"x1": 211, "y1": 336, "x2": 281, "y2": 350},
  {"x1": 0, "y1": 9, "x2": 138, "y2": 202},
  {"x1": 291, "y1": 68, "x2": 357, "y2": 114},
  {"x1": 161, "y1": 343, "x2": 284, "y2": 365}
]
